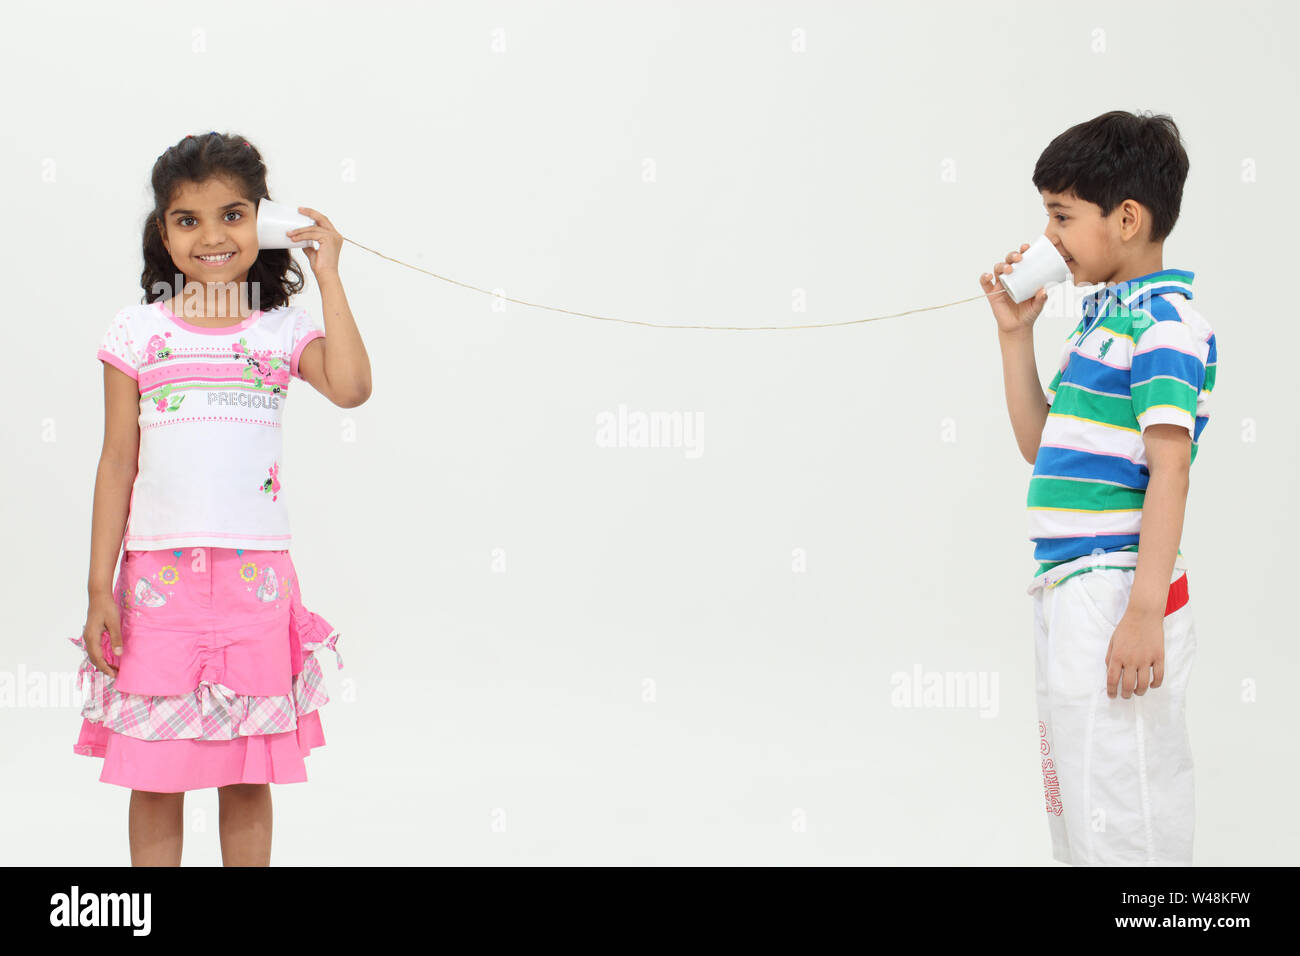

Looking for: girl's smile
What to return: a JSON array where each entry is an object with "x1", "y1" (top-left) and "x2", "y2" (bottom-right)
[{"x1": 196, "y1": 251, "x2": 237, "y2": 266}]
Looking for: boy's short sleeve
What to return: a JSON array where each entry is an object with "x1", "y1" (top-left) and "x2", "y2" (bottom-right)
[
  {"x1": 97, "y1": 309, "x2": 141, "y2": 380},
  {"x1": 289, "y1": 308, "x2": 325, "y2": 380},
  {"x1": 1130, "y1": 317, "x2": 1206, "y2": 438}
]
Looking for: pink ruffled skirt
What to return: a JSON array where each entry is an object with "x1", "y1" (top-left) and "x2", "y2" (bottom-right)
[{"x1": 70, "y1": 547, "x2": 343, "y2": 793}]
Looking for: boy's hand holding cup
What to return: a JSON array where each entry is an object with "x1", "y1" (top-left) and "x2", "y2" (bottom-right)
[{"x1": 980, "y1": 235, "x2": 1071, "y2": 335}]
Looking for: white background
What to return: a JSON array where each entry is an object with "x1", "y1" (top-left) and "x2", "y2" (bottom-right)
[{"x1": 2, "y1": 0, "x2": 1295, "y2": 865}]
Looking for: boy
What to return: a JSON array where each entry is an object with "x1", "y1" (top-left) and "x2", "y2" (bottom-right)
[{"x1": 979, "y1": 110, "x2": 1216, "y2": 865}]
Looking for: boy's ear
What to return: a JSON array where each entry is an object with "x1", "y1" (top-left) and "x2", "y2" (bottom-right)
[{"x1": 1118, "y1": 198, "x2": 1153, "y2": 242}]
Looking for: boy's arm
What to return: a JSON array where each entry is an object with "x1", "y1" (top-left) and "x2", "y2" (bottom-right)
[
  {"x1": 981, "y1": 248, "x2": 1056, "y2": 464},
  {"x1": 996, "y1": 327, "x2": 1052, "y2": 465},
  {"x1": 1109, "y1": 312, "x2": 1205, "y2": 697},
  {"x1": 1107, "y1": 426, "x2": 1189, "y2": 698},
  {"x1": 1128, "y1": 311, "x2": 1206, "y2": 616},
  {"x1": 1130, "y1": 424, "x2": 1191, "y2": 616}
]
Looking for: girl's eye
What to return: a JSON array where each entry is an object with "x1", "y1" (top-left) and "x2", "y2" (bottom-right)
[
  {"x1": 1055, "y1": 215, "x2": 1067, "y2": 223},
  {"x1": 177, "y1": 211, "x2": 242, "y2": 227}
]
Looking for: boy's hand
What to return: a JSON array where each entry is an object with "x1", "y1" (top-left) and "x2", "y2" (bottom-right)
[
  {"x1": 1104, "y1": 607, "x2": 1165, "y2": 698},
  {"x1": 980, "y1": 243, "x2": 1049, "y2": 335}
]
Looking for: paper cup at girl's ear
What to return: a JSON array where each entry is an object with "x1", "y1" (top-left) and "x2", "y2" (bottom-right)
[
  {"x1": 256, "y1": 197, "x2": 319, "y2": 250},
  {"x1": 998, "y1": 234, "x2": 1070, "y2": 303}
]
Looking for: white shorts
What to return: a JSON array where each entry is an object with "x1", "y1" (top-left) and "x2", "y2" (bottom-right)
[{"x1": 1028, "y1": 554, "x2": 1197, "y2": 866}]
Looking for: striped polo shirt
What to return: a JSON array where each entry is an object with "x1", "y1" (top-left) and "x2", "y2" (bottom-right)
[{"x1": 1028, "y1": 268, "x2": 1216, "y2": 580}]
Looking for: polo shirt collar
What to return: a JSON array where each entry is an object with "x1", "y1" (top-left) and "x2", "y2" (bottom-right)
[{"x1": 1081, "y1": 268, "x2": 1194, "y2": 319}]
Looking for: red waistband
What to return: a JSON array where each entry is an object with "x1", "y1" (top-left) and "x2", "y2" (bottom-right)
[{"x1": 1166, "y1": 572, "x2": 1189, "y2": 616}]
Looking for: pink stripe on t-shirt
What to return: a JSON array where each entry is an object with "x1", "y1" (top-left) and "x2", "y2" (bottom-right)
[
  {"x1": 139, "y1": 360, "x2": 289, "y2": 391},
  {"x1": 126, "y1": 530, "x2": 291, "y2": 540}
]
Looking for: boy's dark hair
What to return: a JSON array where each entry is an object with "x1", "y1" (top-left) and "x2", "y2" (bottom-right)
[
  {"x1": 1032, "y1": 110, "x2": 1189, "y2": 243},
  {"x1": 141, "y1": 131, "x2": 304, "y2": 309}
]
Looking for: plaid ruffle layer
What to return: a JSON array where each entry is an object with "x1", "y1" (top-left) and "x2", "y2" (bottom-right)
[{"x1": 69, "y1": 617, "x2": 343, "y2": 743}]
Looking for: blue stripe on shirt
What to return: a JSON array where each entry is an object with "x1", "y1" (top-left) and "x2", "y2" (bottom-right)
[{"x1": 1033, "y1": 445, "x2": 1149, "y2": 488}]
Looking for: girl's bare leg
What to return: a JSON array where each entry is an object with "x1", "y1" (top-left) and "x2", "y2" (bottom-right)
[
  {"x1": 217, "y1": 783, "x2": 272, "y2": 866},
  {"x1": 129, "y1": 790, "x2": 184, "y2": 866}
]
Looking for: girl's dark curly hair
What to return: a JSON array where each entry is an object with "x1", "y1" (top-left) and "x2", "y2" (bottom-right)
[{"x1": 140, "y1": 131, "x2": 304, "y2": 309}]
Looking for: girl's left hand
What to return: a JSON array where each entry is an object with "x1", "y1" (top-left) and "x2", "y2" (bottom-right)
[{"x1": 287, "y1": 206, "x2": 343, "y2": 275}]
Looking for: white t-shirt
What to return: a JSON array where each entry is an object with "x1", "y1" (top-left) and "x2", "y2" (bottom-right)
[{"x1": 97, "y1": 300, "x2": 325, "y2": 551}]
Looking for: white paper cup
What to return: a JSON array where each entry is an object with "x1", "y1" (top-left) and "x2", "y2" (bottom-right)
[
  {"x1": 256, "y1": 198, "x2": 319, "y2": 250},
  {"x1": 998, "y1": 234, "x2": 1070, "y2": 303}
]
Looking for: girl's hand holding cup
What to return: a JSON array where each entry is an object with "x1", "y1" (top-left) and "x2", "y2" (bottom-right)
[{"x1": 287, "y1": 206, "x2": 343, "y2": 276}]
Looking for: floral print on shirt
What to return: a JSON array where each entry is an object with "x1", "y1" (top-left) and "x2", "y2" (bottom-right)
[
  {"x1": 260, "y1": 461, "x2": 281, "y2": 501},
  {"x1": 145, "y1": 332, "x2": 173, "y2": 362},
  {"x1": 147, "y1": 383, "x2": 185, "y2": 412},
  {"x1": 233, "y1": 337, "x2": 291, "y2": 393},
  {"x1": 140, "y1": 332, "x2": 186, "y2": 411}
]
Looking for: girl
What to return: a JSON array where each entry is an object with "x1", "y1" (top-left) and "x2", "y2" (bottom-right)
[{"x1": 70, "y1": 131, "x2": 372, "y2": 866}]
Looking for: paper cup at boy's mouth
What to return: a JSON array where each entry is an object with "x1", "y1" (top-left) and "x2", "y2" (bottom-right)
[
  {"x1": 998, "y1": 234, "x2": 1070, "y2": 303},
  {"x1": 256, "y1": 197, "x2": 320, "y2": 250}
]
